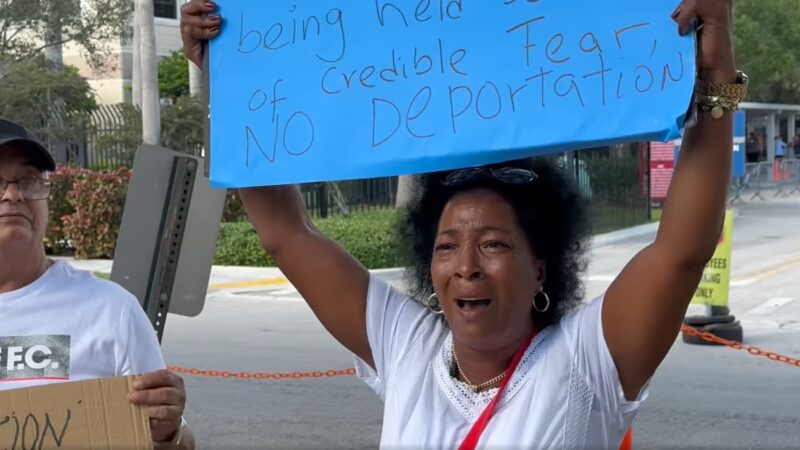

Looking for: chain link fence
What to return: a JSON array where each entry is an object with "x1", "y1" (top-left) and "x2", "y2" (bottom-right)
[
  {"x1": 31, "y1": 103, "x2": 140, "y2": 170},
  {"x1": 560, "y1": 143, "x2": 651, "y2": 234},
  {"x1": 303, "y1": 145, "x2": 651, "y2": 234}
]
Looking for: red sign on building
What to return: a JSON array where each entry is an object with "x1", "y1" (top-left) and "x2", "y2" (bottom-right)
[{"x1": 650, "y1": 142, "x2": 676, "y2": 201}]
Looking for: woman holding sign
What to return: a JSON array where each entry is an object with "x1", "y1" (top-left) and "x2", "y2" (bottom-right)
[{"x1": 182, "y1": 0, "x2": 745, "y2": 447}]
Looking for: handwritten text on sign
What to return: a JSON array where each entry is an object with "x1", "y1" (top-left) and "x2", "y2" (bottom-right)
[{"x1": 209, "y1": 0, "x2": 694, "y2": 187}]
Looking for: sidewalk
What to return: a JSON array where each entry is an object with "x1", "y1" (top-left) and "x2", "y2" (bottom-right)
[{"x1": 54, "y1": 256, "x2": 287, "y2": 286}]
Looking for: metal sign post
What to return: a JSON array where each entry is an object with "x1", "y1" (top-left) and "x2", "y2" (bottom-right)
[{"x1": 111, "y1": 145, "x2": 226, "y2": 341}]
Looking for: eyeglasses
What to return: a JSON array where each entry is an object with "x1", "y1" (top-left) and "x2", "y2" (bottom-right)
[
  {"x1": 441, "y1": 167, "x2": 538, "y2": 187},
  {"x1": 0, "y1": 178, "x2": 52, "y2": 200}
]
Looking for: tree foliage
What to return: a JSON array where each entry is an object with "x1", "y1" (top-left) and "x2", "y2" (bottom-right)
[
  {"x1": 159, "y1": 50, "x2": 190, "y2": 103},
  {"x1": 160, "y1": 95, "x2": 204, "y2": 155},
  {"x1": 734, "y1": 0, "x2": 800, "y2": 103},
  {"x1": 0, "y1": 0, "x2": 132, "y2": 71},
  {"x1": 0, "y1": 57, "x2": 95, "y2": 130}
]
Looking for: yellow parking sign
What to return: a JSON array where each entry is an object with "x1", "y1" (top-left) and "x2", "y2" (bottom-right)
[{"x1": 691, "y1": 210, "x2": 734, "y2": 306}]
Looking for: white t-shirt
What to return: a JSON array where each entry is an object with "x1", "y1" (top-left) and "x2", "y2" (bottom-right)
[
  {"x1": 354, "y1": 276, "x2": 648, "y2": 449},
  {"x1": 0, "y1": 261, "x2": 165, "y2": 391}
]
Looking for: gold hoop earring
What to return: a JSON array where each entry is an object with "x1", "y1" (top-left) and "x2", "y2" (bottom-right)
[
  {"x1": 533, "y1": 287, "x2": 550, "y2": 313},
  {"x1": 427, "y1": 293, "x2": 444, "y2": 315}
]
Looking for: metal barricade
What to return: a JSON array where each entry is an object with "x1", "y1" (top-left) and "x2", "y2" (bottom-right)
[
  {"x1": 774, "y1": 159, "x2": 797, "y2": 197},
  {"x1": 788, "y1": 160, "x2": 800, "y2": 195},
  {"x1": 729, "y1": 162, "x2": 760, "y2": 204},
  {"x1": 729, "y1": 159, "x2": 799, "y2": 204},
  {"x1": 748, "y1": 161, "x2": 772, "y2": 201}
]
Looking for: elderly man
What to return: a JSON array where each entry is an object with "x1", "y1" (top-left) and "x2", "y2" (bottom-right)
[{"x1": 0, "y1": 118, "x2": 195, "y2": 449}]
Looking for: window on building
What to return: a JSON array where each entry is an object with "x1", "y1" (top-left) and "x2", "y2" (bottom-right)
[{"x1": 154, "y1": 0, "x2": 177, "y2": 19}]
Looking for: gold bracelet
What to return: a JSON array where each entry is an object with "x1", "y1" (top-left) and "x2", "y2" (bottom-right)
[
  {"x1": 694, "y1": 70, "x2": 749, "y2": 119},
  {"x1": 696, "y1": 94, "x2": 741, "y2": 119}
]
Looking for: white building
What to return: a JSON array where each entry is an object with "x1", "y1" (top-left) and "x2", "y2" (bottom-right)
[{"x1": 64, "y1": 0, "x2": 184, "y2": 104}]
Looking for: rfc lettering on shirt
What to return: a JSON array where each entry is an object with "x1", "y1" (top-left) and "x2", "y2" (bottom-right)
[{"x1": 0, "y1": 336, "x2": 70, "y2": 382}]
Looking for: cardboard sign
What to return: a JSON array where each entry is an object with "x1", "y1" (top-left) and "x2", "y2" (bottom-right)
[
  {"x1": 692, "y1": 210, "x2": 734, "y2": 307},
  {"x1": 208, "y1": 0, "x2": 695, "y2": 188},
  {"x1": 0, "y1": 376, "x2": 151, "y2": 450}
]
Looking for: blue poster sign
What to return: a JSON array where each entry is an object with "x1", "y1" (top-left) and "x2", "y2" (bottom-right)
[{"x1": 208, "y1": 0, "x2": 695, "y2": 187}]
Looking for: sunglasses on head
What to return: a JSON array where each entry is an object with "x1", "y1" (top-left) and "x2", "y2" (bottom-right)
[{"x1": 441, "y1": 167, "x2": 538, "y2": 187}]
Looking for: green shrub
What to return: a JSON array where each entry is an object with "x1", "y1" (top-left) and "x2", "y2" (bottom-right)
[
  {"x1": 317, "y1": 209, "x2": 400, "y2": 269},
  {"x1": 45, "y1": 166, "x2": 85, "y2": 254},
  {"x1": 222, "y1": 190, "x2": 247, "y2": 222},
  {"x1": 214, "y1": 222, "x2": 275, "y2": 267},
  {"x1": 214, "y1": 209, "x2": 401, "y2": 269},
  {"x1": 62, "y1": 168, "x2": 131, "y2": 259},
  {"x1": 47, "y1": 168, "x2": 401, "y2": 268}
]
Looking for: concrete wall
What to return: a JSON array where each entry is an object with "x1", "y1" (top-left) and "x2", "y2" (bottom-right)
[{"x1": 155, "y1": 18, "x2": 183, "y2": 57}]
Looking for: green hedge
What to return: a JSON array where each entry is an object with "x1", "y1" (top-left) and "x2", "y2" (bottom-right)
[
  {"x1": 214, "y1": 209, "x2": 402, "y2": 269},
  {"x1": 46, "y1": 167, "x2": 83, "y2": 254},
  {"x1": 46, "y1": 166, "x2": 402, "y2": 268}
]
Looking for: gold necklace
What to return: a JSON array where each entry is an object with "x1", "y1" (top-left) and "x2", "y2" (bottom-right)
[{"x1": 451, "y1": 345, "x2": 507, "y2": 393}]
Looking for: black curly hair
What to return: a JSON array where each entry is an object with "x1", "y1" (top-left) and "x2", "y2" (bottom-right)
[{"x1": 398, "y1": 156, "x2": 591, "y2": 325}]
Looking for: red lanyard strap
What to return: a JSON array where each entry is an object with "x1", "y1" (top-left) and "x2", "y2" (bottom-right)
[{"x1": 458, "y1": 328, "x2": 540, "y2": 450}]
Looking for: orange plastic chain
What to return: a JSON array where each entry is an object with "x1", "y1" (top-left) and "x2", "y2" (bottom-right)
[
  {"x1": 680, "y1": 325, "x2": 800, "y2": 368},
  {"x1": 167, "y1": 366, "x2": 356, "y2": 380},
  {"x1": 168, "y1": 328, "x2": 798, "y2": 381}
]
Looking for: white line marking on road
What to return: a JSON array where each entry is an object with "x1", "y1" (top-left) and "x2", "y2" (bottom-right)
[
  {"x1": 586, "y1": 274, "x2": 617, "y2": 282},
  {"x1": 271, "y1": 288, "x2": 298, "y2": 296},
  {"x1": 746, "y1": 297, "x2": 795, "y2": 316},
  {"x1": 730, "y1": 255, "x2": 800, "y2": 287}
]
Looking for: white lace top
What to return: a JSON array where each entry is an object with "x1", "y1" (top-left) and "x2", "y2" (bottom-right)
[{"x1": 354, "y1": 276, "x2": 648, "y2": 449}]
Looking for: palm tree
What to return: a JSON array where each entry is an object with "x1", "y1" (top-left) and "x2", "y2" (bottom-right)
[
  {"x1": 395, "y1": 175, "x2": 415, "y2": 208},
  {"x1": 136, "y1": 0, "x2": 160, "y2": 145},
  {"x1": 132, "y1": 2, "x2": 141, "y2": 107}
]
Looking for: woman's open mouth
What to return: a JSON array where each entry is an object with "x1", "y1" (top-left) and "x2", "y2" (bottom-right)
[{"x1": 455, "y1": 298, "x2": 492, "y2": 311}]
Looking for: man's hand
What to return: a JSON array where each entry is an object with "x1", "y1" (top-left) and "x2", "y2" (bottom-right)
[
  {"x1": 128, "y1": 370, "x2": 187, "y2": 443},
  {"x1": 180, "y1": 0, "x2": 221, "y2": 67}
]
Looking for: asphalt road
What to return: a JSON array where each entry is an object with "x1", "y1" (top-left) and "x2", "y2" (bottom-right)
[{"x1": 160, "y1": 195, "x2": 800, "y2": 449}]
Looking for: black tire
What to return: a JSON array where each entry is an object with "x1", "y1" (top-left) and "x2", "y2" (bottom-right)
[
  {"x1": 684, "y1": 314, "x2": 736, "y2": 326},
  {"x1": 710, "y1": 305, "x2": 730, "y2": 316},
  {"x1": 682, "y1": 321, "x2": 743, "y2": 346},
  {"x1": 707, "y1": 321, "x2": 744, "y2": 342}
]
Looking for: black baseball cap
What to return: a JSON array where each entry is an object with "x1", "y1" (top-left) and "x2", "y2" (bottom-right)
[{"x1": 0, "y1": 118, "x2": 56, "y2": 171}]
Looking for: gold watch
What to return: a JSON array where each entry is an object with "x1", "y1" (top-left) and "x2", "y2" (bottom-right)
[{"x1": 695, "y1": 71, "x2": 749, "y2": 119}]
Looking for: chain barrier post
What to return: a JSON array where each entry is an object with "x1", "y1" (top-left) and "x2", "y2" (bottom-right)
[{"x1": 682, "y1": 210, "x2": 742, "y2": 345}]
